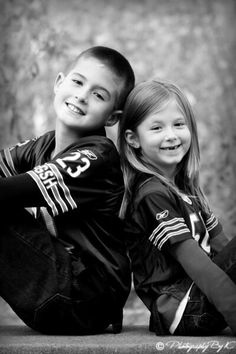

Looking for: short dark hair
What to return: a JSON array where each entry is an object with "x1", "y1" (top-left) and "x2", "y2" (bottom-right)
[{"x1": 71, "y1": 46, "x2": 135, "y2": 110}]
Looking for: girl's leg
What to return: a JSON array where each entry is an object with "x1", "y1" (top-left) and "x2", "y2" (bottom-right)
[
  {"x1": 213, "y1": 236, "x2": 236, "y2": 282},
  {"x1": 175, "y1": 237, "x2": 236, "y2": 335},
  {"x1": 0, "y1": 208, "x2": 71, "y2": 330}
]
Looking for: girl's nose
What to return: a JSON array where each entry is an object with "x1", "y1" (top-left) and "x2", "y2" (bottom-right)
[{"x1": 165, "y1": 128, "x2": 177, "y2": 141}]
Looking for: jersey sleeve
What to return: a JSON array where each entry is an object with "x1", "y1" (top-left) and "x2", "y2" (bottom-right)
[
  {"x1": 0, "y1": 173, "x2": 45, "y2": 207},
  {"x1": 0, "y1": 137, "x2": 38, "y2": 177},
  {"x1": 202, "y1": 210, "x2": 223, "y2": 239},
  {"x1": 26, "y1": 145, "x2": 117, "y2": 217},
  {"x1": 138, "y1": 191, "x2": 192, "y2": 251},
  {"x1": 0, "y1": 137, "x2": 46, "y2": 208}
]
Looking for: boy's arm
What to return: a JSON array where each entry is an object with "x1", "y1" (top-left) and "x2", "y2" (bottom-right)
[
  {"x1": 0, "y1": 173, "x2": 45, "y2": 207},
  {"x1": 170, "y1": 239, "x2": 236, "y2": 334}
]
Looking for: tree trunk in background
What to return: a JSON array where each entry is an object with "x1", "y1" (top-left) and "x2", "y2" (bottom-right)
[{"x1": 197, "y1": 0, "x2": 236, "y2": 237}]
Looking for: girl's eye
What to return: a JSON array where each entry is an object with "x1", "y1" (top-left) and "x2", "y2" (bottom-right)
[
  {"x1": 151, "y1": 126, "x2": 161, "y2": 131},
  {"x1": 175, "y1": 121, "x2": 185, "y2": 127}
]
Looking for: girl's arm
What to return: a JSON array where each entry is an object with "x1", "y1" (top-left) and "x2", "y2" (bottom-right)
[
  {"x1": 210, "y1": 230, "x2": 229, "y2": 255},
  {"x1": 171, "y1": 238, "x2": 236, "y2": 334}
]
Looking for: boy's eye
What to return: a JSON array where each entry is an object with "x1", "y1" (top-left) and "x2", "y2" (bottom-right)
[
  {"x1": 72, "y1": 79, "x2": 83, "y2": 86},
  {"x1": 93, "y1": 92, "x2": 105, "y2": 101}
]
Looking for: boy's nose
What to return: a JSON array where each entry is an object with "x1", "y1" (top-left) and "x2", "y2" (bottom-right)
[{"x1": 75, "y1": 89, "x2": 88, "y2": 104}]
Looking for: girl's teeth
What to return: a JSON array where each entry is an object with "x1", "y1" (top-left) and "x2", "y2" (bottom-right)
[{"x1": 163, "y1": 145, "x2": 179, "y2": 150}]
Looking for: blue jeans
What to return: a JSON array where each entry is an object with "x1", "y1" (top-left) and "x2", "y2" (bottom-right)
[
  {"x1": 0, "y1": 208, "x2": 122, "y2": 334},
  {"x1": 174, "y1": 236, "x2": 236, "y2": 335}
]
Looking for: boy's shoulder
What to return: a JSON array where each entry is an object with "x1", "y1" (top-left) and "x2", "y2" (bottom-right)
[
  {"x1": 34, "y1": 131, "x2": 118, "y2": 161},
  {"x1": 66, "y1": 135, "x2": 119, "y2": 162}
]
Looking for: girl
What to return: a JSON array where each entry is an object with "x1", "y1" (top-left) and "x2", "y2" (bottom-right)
[{"x1": 118, "y1": 80, "x2": 236, "y2": 335}]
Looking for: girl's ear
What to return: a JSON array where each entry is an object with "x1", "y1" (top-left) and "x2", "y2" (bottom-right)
[
  {"x1": 54, "y1": 73, "x2": 65, "y2": 94},
  {"x1": 105, "y1": 110, "x2": 123, "y2": 127},
  {"x1": 125, "y1": 129, "x2": 140, "y2": 149}
]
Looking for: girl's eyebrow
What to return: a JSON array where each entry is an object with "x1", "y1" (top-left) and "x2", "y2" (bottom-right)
[{"x1": 71, "y1": 72, "x2": 111, "y2": 98}]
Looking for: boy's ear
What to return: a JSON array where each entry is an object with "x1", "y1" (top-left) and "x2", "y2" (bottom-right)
[
  {"x1": 105, "y1": 110, "x2": 123, "y2": 127},
  {"x1": 54, "y1": 72, "x2": 65, "y2": 94},
  {"x1": 125, "y1": 129, "x2": 140, "y2": 149}
]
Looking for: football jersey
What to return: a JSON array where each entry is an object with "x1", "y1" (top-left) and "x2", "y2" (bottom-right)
[
  {"x1": 0, "y1": 131, "x2": 130, "y2": 304},
  {"x1": 124, "y1": 173, "x2": 222, "y2": 331}
]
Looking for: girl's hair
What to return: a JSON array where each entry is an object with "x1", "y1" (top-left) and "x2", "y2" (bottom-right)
[{"x1": 118, "y1": 79, "x2": 209, "y2": 218}]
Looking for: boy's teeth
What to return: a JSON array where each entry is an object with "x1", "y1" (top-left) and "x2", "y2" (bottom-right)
[
  {"x1": 68, "y1": 103, "x2": 82, "y2": 114},
  {"x1": 68, "y1": 104, "x2": 78, "y2": 112}
]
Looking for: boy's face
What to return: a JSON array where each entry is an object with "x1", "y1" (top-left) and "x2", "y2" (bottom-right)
[{"x1": 53, "y1": 57, "x2": 123, "y2": 134}]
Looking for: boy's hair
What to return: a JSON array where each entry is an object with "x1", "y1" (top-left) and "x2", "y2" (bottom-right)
[
  {"x1": 118, "y1": 79, "x2": 209, "y2": 218},
  {"x1": 68, "y1": 46, "x2": 135, "y2": 110}
]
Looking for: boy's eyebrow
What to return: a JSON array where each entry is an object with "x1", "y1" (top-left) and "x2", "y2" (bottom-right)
[{"x1": 71, "y1": 72, "x2": 111, "y2": 98}]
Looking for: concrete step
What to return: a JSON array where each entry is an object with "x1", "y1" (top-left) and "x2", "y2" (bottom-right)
[{"x1": 0, "y1": 324, "x2": 235, "y2": 354}]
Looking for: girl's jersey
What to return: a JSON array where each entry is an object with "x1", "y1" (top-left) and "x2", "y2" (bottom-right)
[
  {"x1": 0, "y1": 131, "x2": 130, "y2": 304},
  {"x1": 124, "y1": 174, "x2": 223, "y2": 332}
]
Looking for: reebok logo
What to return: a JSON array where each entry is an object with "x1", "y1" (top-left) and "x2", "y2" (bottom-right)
[
  {"x1": 156, "y1": 210, "x2": 169, "y2": 220},
  {"x1": 79, "y1": 149, "x2": 97, "y2": 160}
]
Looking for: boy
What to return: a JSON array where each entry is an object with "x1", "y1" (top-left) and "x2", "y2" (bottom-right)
[{"x1": 0, "y1": 46, "x2": 135, "y2": 334}]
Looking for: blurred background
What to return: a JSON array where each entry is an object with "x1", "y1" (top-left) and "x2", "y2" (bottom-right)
[{"x1": 0, "y1": 0, "x2": 236, "y2": 327}]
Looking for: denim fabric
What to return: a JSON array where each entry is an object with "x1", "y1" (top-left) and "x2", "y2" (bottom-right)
[
  {"x1": 0, "y1": 208, "x2": 116, "y2": 334},
  {"x1": 174, "y1": 236, "x2": 236, "y2": 335}
]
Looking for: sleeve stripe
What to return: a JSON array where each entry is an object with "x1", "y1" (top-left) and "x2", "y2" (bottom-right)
[
  {"x1": 149, "y1": 217, "x2": 190, "y2": 249},
  {"x1": 0, "y1": 154, "x2": 13, "y2": 177},
  {"x1": 27, "y1": 170, "x2": 59, "y2": 216},
  {"x1": 158, "y1": 229, "x2": 190, "y2": 250},
  {"x1": 51, "y1": 184, "x2": 68, "y2": 213},
  {"x1": 206, "y1": 213, "x2": 219, "y2": 232},
  {"x1": 207, "y1": 220, "x2": 218, "y2": 232},
  {"x1": 4, "y1": 148, "x2": 18, "y2": 175},
  {"x1": 149, "y1": 217, "x2": 185, "y2": 241},
  {"x1": 206, "y1": 214, "x2": 214, "y2": 224},
  {"x1": 47, "y1": 163, "x2": 77, "y2": 209}
]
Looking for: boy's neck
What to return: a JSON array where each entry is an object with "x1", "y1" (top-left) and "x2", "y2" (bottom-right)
[
  {"x1": 52, "y1": 125, "x2": 80, "y2": 158},
  {"x1": 51, "y1": 121, "x2": 106, "y2": 158}
]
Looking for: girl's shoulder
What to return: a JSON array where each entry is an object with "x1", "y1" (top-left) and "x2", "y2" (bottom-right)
[{"x1": 134, "y1": 174, "x2": 174, "y2": 206}]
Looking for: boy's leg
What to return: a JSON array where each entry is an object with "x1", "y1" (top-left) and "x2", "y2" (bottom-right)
[{"x1": 0, "y1": 208, "x2": 71, "y2": 330}]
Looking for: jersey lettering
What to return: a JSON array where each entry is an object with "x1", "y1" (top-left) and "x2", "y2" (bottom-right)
[
  {"x1": 43, "y1": 176, "x2": 57, "y2": 189},
  {"x1": 56, "y1": 151, "x2": 90, "y2": 178},
  {"x1": 189, "y1": 212, "x2": 210, "y2": 253},
  {"x1": 34, "y1": 165, "x2": 57, "y2": 189}
]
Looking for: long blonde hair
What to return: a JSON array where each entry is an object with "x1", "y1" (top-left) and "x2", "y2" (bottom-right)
[{"x1": 118, "y1": 80, "x2": 209, "y2": 218}]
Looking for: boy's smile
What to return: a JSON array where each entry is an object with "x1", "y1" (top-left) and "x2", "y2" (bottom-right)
[
  {"x1": 66, "y1": 102, "x2": 85, "y2": 115},
  {"x1": 53, "y1": 57, "x2": 122, "y2": 135}
]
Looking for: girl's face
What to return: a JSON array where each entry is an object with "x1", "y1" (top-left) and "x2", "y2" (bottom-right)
[{"x1": 128, "y1": 98, "x2": 191, "y2": 179}]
